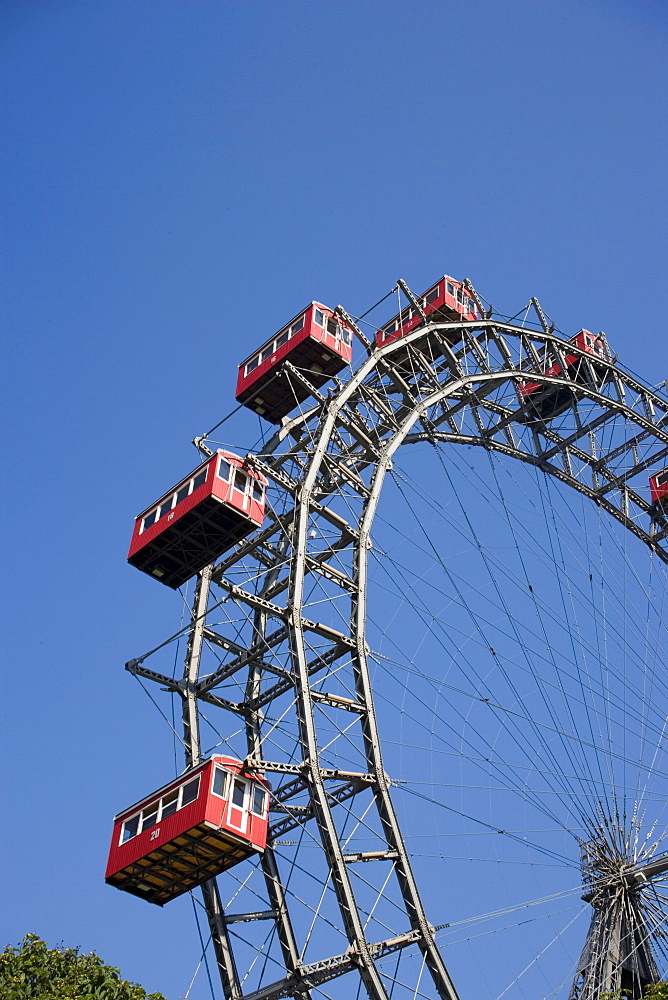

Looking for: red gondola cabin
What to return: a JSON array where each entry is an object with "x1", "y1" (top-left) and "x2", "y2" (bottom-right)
[
  {"x1": 650, "y1": 469, "x2": 668, "y2": 510},
  {"x1": 236, "y1": 302, "x2": 353, "y2": 423},
  {"x1": 105, "y1": 756, "x2": 271, "y2": 906},
  {"x1": 519, "y1": 330, "x2": 614, "y2": 422},
  {"x1": 128, "y1": 451, "x2": 266, "y2": 589},
  {"x1": 375, "y1": 276, "x2": 480, "y2": 355}
]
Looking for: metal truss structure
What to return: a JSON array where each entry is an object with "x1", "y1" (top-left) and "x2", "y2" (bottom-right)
[
  {"x1": 571, "y1": 838, "x2": 668, "y2": 1000},
  {"x1": 127, "y1": 282, "x2": 668, "y2": 999}
]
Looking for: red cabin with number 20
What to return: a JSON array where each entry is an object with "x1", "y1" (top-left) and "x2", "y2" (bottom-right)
[
  {"x1": 105, "y1": 757, "x2": 270, "y2": 906},
  {"x1": 127, "y1": 451, "x2": 266, "y2": 589}
]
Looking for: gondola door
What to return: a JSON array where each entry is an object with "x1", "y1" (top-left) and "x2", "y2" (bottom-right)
[{"x1": 226, "y1": 775, "x2": 251, "y2": 834}]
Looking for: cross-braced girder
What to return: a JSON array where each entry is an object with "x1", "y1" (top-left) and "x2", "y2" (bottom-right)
[{"x1": 128, "y1": 293, "x2": 668, "y2": 999}]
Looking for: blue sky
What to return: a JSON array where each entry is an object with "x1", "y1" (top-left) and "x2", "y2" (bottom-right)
[{"x1": 1, "y1": 1, "x2": 667, "y2": 997}]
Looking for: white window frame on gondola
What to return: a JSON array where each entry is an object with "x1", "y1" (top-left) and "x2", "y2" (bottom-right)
[{"x1": 118, "y1": 776, "x2": 201, "y2": 846}]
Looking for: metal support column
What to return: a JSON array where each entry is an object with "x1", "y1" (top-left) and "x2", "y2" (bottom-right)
[{"x1": 182, "y1": 565, "x2": 243, "y2": 1000}]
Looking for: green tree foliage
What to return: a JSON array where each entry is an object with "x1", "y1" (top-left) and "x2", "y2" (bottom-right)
[
  {"x1": 645, "y1": 985, "x2": 668, "y2": 1000},
  {"x1": 598, "y1": 988, "x2": 668, "y2": 1000},
  {"x1": 0, "y1": 935, "x2": 167, "y2": 1000}
]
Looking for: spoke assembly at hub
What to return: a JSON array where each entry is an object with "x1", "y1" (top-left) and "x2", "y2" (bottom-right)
[{"x1": 570, "y1": 829, "x2": 668, "y2": 1000}]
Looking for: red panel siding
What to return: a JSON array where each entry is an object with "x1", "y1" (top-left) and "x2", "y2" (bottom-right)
[
  {"x1": 127, "y1": 451, "x2": 267, "y2": 589},
  {"x1": 649, "y1": 469, "x2": 668, "y2": 505},
  {"x1": 105, "y1": 756, "x2": 271, "y2": 906},
  {"x1": 519, "y1": 331, "x2": 612, "y2": 400},
  {"x1": 375, "y1": 276, "x2": 479, "y2": 350},
  {"x1": 236, "y1": 303, "x2": 353, "y2": 423},
  {"x1": 105, "y1": 761, "x2": 211, "y2": 879}
]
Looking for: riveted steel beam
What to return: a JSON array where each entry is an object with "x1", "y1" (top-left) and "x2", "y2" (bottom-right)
[{"x1": 126, "y1": 305, "x2": 667, "y2": 999}]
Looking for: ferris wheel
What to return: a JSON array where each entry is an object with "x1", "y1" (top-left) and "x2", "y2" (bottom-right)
[{"x1": 107, "y1": 275, "x2": 668, "y2": 1000}]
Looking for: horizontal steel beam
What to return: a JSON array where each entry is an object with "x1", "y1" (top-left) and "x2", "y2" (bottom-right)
[{"x1": 241, "y1": 928, "x2": 424, "y2": 1000}]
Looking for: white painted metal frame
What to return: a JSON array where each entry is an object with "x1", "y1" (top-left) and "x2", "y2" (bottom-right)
[{"x1": 127, "y1": 285, "x2": 668, "y2": 999}]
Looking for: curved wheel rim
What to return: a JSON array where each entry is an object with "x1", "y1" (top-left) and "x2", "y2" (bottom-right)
[{"x1": 128, "y1": 307, "x2": 668, "y2": 999}]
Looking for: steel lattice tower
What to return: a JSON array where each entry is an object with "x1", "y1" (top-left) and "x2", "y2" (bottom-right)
[{"x1": 125, "y1": 280, "x2": 668, "y2": 999}]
